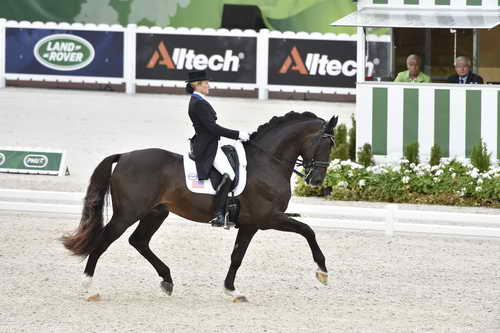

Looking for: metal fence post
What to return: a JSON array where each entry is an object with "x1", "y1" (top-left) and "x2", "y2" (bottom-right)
[
  {"x1": 0, "y1": 19, "x2": 6, "y2": 89},
  {"x1": 385, "y1": 204, "x2": 396, "y2": 237},
  {"x1": 124, "y1": 24, "x2": 137, "y2": 94},
  {"x1": 256, "y1": 28, "x2": 269, "y2": 100}
]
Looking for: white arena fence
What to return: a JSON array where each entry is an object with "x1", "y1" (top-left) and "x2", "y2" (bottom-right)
[
  {"x1": 0, "y1": 18, "x2": 391, "y2": 99},
  {"x1": 1, "y1": 189, "x2": 499, "y2": 238}
]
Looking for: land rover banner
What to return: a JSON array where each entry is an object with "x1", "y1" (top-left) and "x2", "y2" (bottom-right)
[
  {"x1": 0, "y1": 148, "x2": 67, "y2": 176},
  {"x1": 268, "y1": 38, "x2": 390, "y2": 88},
  {"x1": 136, "y1": 33, "x2": 257, "y2": 83},
  {"x1": 5, "y1": 28, "x2": 123, "y2": 77}
]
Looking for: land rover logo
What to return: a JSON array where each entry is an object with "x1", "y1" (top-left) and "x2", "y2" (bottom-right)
[
  {"x1": 34, "y1": 34, "x2": 95, "y2": 71},
  {"x1": 23, "y1": 154, "x2": 48, "y2": 168},
  {"x1": 0, "y1": 153, "x2": 5, "y2": 166}
]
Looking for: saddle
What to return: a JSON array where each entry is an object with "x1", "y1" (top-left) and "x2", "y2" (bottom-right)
[{"x1": 189, "y1": 144, "x2": 241, "y2": 225}]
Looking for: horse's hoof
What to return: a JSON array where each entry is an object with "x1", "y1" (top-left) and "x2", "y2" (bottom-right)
[
  {"x1": 315, "y1": 269, "x2": 328, "y2": 286},
  {"x1": 224, "y1": 287, "x2": 248, "y2": 303},
  {"x1": 161, "y1": 281, "x2": 174, "y2": 296},
  {"x1": 232, "y1": 295, "x2": 248, "y2": 303},
  {"x1": 86, "y1": 294, "x2": 101, "y2": 302}
]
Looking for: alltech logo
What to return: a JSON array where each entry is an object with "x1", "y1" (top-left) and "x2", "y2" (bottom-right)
[
  {"x1": 146, "y1": 41, "x2": 242, "y2": 72},
  {"x1": 278, "y1": 46, "x2": 375, "y2": 77}
]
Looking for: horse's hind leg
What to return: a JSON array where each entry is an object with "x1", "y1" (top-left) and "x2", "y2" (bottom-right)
[
  {"x1": 224, "y1": 225, "x2": 258, "y2": 302},
  {"x1": 128, "y1": 204, "x2": 173, "y2": 295},
  {"x1": 83, "y1": 214, "x2": 137, "y2": 293}
]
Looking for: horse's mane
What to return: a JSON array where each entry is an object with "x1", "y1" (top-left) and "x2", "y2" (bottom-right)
[{"x1": 250, "y1": 111, "x2": 322, "y2": 141}]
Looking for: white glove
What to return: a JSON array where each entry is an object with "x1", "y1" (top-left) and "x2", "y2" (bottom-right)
[{"x1": 238, "y1": 131, "x2": 250, "y2": 142}]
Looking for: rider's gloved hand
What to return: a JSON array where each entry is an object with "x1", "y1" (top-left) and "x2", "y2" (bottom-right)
[{"x1": 238, "y1": 131, "x2": 250, "y2": 142}]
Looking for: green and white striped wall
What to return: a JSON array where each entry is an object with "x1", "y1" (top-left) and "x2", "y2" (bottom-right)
[
  {"x1": 365, "y1": 0, "x2": 500, "y2": 8},
  {"x1": 356, "y1": 82, "x2": 500, "y2": 161}
]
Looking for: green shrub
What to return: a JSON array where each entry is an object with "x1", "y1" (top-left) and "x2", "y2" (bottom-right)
[
  {"x1": 357, "y1": 143, "x2": 375, "y2": 167},
  {"x1": 331, "y1": 143, "x2": 349, "y2": 161},
  {"x1": 335, "y1": 124, "x2": 347, "y2": 145},
  {"x1": 429, "y1": 144, "x2": 442, "y2": 166},
  {"x1": 348, "y1": 115, "x2": 356, "y2": 162},
  {"x1": 470, "y1": 138, "x2": 491, "y2": 172},
  {"x1": 330, "y1": 123, "x2": 349, "y2": 160},
  {"x1": 294, "y1": 159, "x2": 500, "y2": 208},
  {"x1": 404, "y1": 142, "x2": 420, "y2": 165}
]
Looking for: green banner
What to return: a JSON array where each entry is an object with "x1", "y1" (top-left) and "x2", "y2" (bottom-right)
[
  {"x1": 0, "y1": 0, "x2": 360, "y2": 34},
  {"x1": 0, "y1": 149, "x2": 65, "y2": 175}
]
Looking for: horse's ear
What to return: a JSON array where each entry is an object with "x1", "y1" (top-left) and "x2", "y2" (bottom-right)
[{"x1": 325, "y1": 115, "x2": 338, "y2": 133}]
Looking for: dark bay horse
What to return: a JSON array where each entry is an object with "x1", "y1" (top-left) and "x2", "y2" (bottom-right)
[{"x1": 62, "y1": 111, "x2": 338, "y2": 301}]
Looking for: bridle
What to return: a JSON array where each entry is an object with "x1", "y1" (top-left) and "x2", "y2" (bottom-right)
[
  {"x1": 247, "y1": 125, "x2": 335, "y2": 182},
  {"x1": 295, "y1": 131, "x2": 335, "y2": 182}
]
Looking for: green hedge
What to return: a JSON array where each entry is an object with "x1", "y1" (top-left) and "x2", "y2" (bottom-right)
[{"x1": 295, "y1": 159, "x2": 500, "y2": 208}]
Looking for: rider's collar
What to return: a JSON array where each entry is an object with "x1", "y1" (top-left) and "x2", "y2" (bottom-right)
[{"x1": 192, "y1": 92, "x2": 210, "y2": 104}]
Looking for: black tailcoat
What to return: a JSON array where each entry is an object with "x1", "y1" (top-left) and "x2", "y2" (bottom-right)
[
  {"x1": 188, "y1": 94, "x2": 239, "y2": 180},
  {"x1": 447, "y1": 72, "x2": 484, "y2": 84}
]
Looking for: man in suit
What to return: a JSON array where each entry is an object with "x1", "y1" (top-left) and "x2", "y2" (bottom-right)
[
  {"x1": 448, "y1": 56, "x2": 484, "y2": 84},
  {"x1": 186, "y1": 70, "x2": 250, "y2": 227}
]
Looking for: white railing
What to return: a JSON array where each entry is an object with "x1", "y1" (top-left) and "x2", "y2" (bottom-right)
[{"x1": 1, "y1": 189, "x2": 499, "y2": 238}]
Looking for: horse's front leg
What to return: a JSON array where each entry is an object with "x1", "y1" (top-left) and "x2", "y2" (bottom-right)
[
  {"x1": 263, "y1": 213, "x2": 328, "y2": 285},
  {"x1": 224, "y1": 225, "x2": 258, "y2": 302}
]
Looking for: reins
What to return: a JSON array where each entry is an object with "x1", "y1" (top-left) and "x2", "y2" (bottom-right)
[{"x1": 245, "y1": 131, "x2": 335, "y2": 180}]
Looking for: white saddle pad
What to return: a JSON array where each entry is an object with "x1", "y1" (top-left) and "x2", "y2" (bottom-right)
[{"x1": 183, "y1": 138, "x2": 247, "y2": 196}]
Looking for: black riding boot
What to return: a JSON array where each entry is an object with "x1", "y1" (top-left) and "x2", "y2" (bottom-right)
[{"x1": 210, "y1": 174, "x2": 232, "y2": 227}]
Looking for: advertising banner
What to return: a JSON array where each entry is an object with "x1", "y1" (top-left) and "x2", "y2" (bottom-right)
[
  {"x1": 0, "y1": 148, "x2": 67, "y2": 176},
  {"x1": 5, "y1": 28, "x2": 123, "y2": 77},
  {"x1": 268, "y1": 38, "x2": 390, "y2": 88},
  {"x1": 136, "y1": 33, "x2": 257, "y2": 84}
]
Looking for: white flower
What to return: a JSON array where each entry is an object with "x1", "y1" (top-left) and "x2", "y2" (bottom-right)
[
  {"x1": 431, "y1": 165, "x2": 440, "y2": 172},
  {"x1": 400, "y1": 159, "x2": 409, "y2": 164},
  {"x1": 348, "y1": 171, "x2": 353, "y2": 178},
  {"x1": 392, "y1": 166, "x2": 401, "y2": 173},
  {"x1": 338, "y1": 181, "x2": 348, "y2": 188},
  {"x1": 331, "y1": 159, "x2": 340, "y2": 165},
  {"x1": 475, "y1": 186, "x2": 482, "y2": 192},
  {"x1": 402, "y1": 176, "x2": 410, "y2": 184},
  {"x1": 340, "y1": 160, "x2": 350, "y2": 166},
  {"x1": 469, "y1": 169, "x2": 479, "y2": 179},
  {"x1": 477, "y1": 178, "x2": 483, "y2": 185},
  {"x1": 435, "y1": 170, "x2": 444, "y2": 176},
  {"x1": 358, "y1": 179, "x2": 366, "y2": 187},
  {"x1": 433, "y1": 177, "x2": 439, "y2": 183},
  {"x1": 451, "y1": 173, "x2": 456, "y2": 179},
  {"x1": 409, "y1": 163, "x2": 416, "y2": 169},
  {"x1": 458, "y1": 188, "x2": 465, "y2": 197}
]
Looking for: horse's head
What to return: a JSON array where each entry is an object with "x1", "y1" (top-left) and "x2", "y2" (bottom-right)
[{"x1": 301, "y1": 115, "x2": 338, "y2": 186}]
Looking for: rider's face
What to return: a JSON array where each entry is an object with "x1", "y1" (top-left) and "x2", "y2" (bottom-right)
[{"x1": 195, "y1": 80, "x2": 210, "y2": 95}]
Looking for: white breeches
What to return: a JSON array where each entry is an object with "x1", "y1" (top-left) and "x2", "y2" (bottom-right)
[{"x1": 213, "y1": 144, "x2": 235, "y2": 181}]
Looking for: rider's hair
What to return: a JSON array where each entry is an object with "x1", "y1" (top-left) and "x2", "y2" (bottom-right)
[{"x1": 185, "y1": 81, "x2": 202, "y2": 94}]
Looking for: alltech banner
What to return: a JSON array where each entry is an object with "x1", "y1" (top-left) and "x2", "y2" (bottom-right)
[
  {"x1": 0, "y1": 148, "x2": 67, "y2": 176},
  {"x1": 268, "y1": 38, "x2": 390, "y2": 88},
  {"x1": 136, "y1": 33, "x2": 257, "y2": 83},
  {"x1": 5, "y1": 28, "x2": 123, "y2": 77}
]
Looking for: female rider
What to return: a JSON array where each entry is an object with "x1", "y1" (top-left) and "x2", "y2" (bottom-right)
[{"x1": 186, "y1": 70, "x2": 249, "y2": 227}]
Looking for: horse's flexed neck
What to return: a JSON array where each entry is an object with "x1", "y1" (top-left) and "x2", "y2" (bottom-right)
[{"x1": 247, "y1": 112, "x2": 325, "y2": 176}]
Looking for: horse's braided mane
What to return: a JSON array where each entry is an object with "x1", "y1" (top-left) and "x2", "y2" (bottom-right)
[{"x1": 250, "y1": 111, "x2": 322, "y2": 141}]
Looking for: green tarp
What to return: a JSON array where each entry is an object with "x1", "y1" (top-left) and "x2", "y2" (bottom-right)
[{"x1": 0, "y1": 0, "x2": 358, "y2": 33}]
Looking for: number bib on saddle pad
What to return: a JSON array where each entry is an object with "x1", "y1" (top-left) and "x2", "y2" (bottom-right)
[{"x1": 183, "y1": 138, "x2": 247, "y2": 196}]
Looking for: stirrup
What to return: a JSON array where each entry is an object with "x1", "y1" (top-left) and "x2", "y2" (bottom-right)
[{"x1": 210, "y1": 214, "x2": 225, "y2": 227}]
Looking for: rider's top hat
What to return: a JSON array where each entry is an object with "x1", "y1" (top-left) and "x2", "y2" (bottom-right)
[{"x1": 186, "y1": 70, "x2": 210, "y2": 82}]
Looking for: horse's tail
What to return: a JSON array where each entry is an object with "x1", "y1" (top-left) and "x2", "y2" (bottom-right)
[{"x1": 61, "y1": 154, "x2": 121, "y2": 257}]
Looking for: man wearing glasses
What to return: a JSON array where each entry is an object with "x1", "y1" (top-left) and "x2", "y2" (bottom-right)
[{"x1": 448, "y1": 56, "x2": 484, "y2": 84}]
